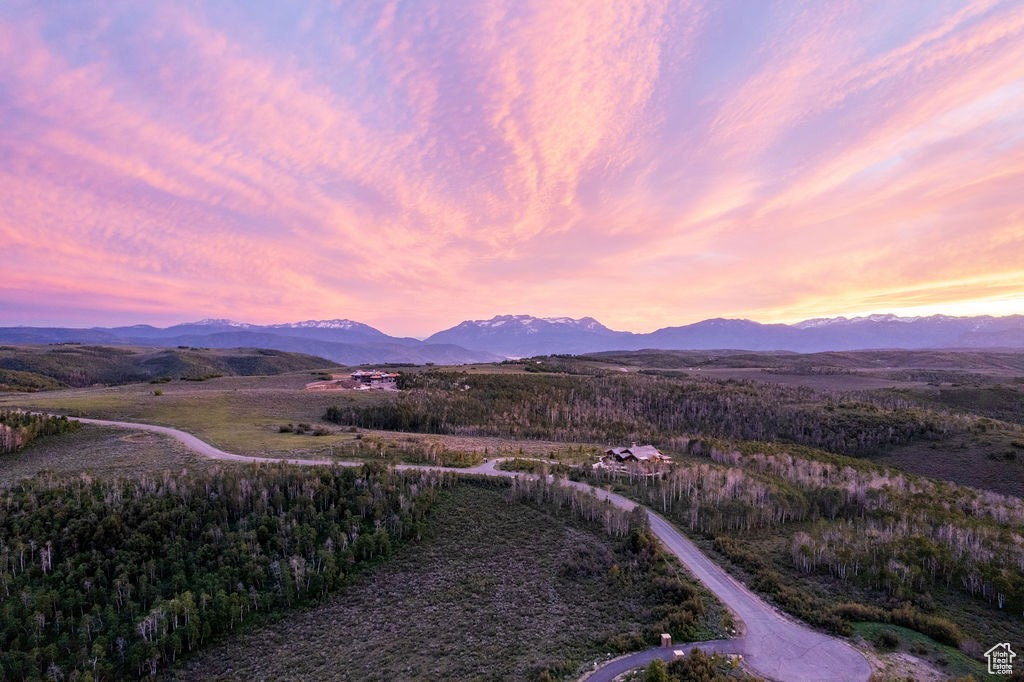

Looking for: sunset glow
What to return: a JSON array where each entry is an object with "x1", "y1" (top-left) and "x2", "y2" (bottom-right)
[{"x1": 2, "y1": 1, "x2": 1022, "y2": 335}]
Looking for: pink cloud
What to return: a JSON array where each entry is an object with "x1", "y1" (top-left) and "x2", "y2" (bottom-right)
[{"x1": 0, "y1": 1, "x2": 1021, "y2": 336}]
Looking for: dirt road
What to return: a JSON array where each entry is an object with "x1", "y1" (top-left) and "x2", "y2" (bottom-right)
[{"x1": 71, "y1": 417, "x2": 870, "y2": 681}]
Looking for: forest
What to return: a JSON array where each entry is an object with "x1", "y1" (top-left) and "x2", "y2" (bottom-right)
[
  {"x1": 586, "y1": 440, "x2": 1023, "y2": 649},
  {"x1": 322, "y1": 364, "x2": 1024, "y2": 656},
  {"x1": 168, "y1": 477, "x2": 729, "y2": 681},
  {"x1": 325, "y1": 370, "x2": 975, "y2": 455},
  {"x1": 0, "y1": 450, "x2": 722, "y2": 682},
  {"x1": 0, "y1": 464, "x2": 445, "y2": 680}
]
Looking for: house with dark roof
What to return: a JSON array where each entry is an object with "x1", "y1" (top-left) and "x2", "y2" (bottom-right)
[
  {"x1": 605, "y1": 444, "x2": 668, "y2": 462},
  {"x1": 595, "y1": 443, "x2": 671, "y2": 472}
]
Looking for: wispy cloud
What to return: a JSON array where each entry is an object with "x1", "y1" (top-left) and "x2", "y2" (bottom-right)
[{"x1": 0, "y1": 0, "x2": 1021, "y2": 334}]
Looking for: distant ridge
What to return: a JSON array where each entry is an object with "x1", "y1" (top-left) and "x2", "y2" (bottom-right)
[
  {"x1": 0, "y1": 313, "x2": 1022, "y2": 363},
  {"x1": 0, "y1": 320, "x2": 500, "y2": 366},
  {"x1": 427, "y1": 313, "x2": 1024, "y2": 357}
]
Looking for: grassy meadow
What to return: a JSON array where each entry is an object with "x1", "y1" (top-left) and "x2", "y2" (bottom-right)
[
  {"x1": 0, "y1": 372, "x2": 604, "y2": 467},
  {"x1": 170, "y1": 481, "x2": 729, "y2": 681},
  {"x1": 0, "y1": 424, "x2": 217, "y2": 487}
]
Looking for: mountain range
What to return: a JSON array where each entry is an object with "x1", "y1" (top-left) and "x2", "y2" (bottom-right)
[
  {"x1": 0, "y1": 313, "x2": 1022, "y2": 365},
  {"x1": 425, "y1": 313, "x2": 1024, "y2": 356},
  {"x1": 0, "y1": 319, "x2": 502, "y2": 366}
]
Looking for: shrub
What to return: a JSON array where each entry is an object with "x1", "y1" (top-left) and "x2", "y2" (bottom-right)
[
  {"x1": 875, "y1": 629, "x2": 899, "y2": 649},
  {"x1": 829, "y1": 602, "x2": 962, "y2": 647},
  {"x1": 644, "y1": 658, "x2": 669, "y2": 682},
  {"x1": 604, "y1": 631, "x2": 647, "y2": 653}
]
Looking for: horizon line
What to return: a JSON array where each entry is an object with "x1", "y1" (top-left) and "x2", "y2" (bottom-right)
[{"x1": 2, "y1": 309, "x2": 1022, "y2": 340}]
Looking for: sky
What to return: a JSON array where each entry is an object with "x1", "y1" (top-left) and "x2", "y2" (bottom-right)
[{"x1": 1, "y1": 0, "x2": 1023, "y2": 337}]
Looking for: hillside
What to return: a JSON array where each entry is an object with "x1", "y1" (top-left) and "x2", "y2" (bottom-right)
[
  {"x1": 0, "y1": 344, "x2": 334, "y2": 389},
  {"x1": 329, "y1": 352, "x2": 1024, "y2": 497},
  {"x1": 0, "y1": 320, "x2": 501, "y2": 365}
]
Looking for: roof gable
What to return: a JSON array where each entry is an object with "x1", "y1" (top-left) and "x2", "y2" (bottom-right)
[{"x1": 605, "y1": 444, "x2": 666, "y2": 461}]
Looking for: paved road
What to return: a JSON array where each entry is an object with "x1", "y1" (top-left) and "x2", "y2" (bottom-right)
[
  {"x1": 582, "y1": 639, "x2": 742, "y2": 682},
  {"x1": 71, "y1": 417, "x2": 870, "y2": 681}
]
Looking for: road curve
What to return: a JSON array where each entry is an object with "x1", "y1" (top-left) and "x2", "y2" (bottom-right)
[
  {"x1": 70, "y1": 417, "x2": 870, "y2": 681},
  {"x1": 582, "y1": 639, "x2": 742, "y2": 682},
  {"x1": 72, "y1": 417, "x2": 359, "y2": 466},
  {"x1": 558, "y1": 481, "x2": 869, "y2": 681}
]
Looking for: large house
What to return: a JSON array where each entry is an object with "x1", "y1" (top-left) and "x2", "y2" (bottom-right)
[
  {"x1": 596, "y1": 443, "x2": 671, "y2": 471},
  {"x1": 350, "y1": 370, "x2": 400, "y2": 386}
]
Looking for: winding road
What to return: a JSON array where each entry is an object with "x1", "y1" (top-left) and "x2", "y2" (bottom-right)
[{"x1": 72, "y1": 417, "x2": 870, "y2": 681}]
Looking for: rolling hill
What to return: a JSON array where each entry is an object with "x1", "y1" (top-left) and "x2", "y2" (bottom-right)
[{"x1": 0, "y1": 345, "x2": 334, "y2": 389}]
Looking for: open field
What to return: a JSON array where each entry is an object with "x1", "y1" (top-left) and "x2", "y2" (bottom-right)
[
  {"x1": 0, "y1": 373, "x2": 378, "y2": 458},
  {"x1": 170, "y1": 481, "x2": 729, "y2": 681},
  {"x1": 5, "y1": 349, "x2": 1023, "y2": 495},
  {"x1": 5, "y1": 349, "x2": 1024, "y2": 494},
  {"x1": 873, "y1": 434, "x2": 1024, "y2": 497},
  {"x1": 0, "y1": 373, "x2": 608, "y2": 466},
  {"x1": 0, "y1": 423, "x2": 218, "y2": 487},
  {"x1": 584, "y1": 348, "x2": 1024, "y2": 373},
  {"x1": 669, "y1": 367, "x2": 916, "y2": 391},
  {"x1": 580, "y1": 348, "x2": 1024, "y2": 396}
]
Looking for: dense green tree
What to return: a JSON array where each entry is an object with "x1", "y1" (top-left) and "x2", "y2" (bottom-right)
[
  {"x1": 0, "y1": 464, "x2": 447, "y2": 679},
  {"x1": 0, "y1": 411, "x2": 78, "y2": 454}
]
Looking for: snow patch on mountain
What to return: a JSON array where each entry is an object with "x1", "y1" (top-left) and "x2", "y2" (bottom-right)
[
  {"x1": 460, "y1": 314, "x2": 611, "y2": 331},
  {"x1": 795, "y1": 314, "x2": 916, "y2": 328},
  {"x1": 271, "y1": 319, "x2": 365, "y2": 330},
  {"x1": 191, "y1": 319, "x2": 252, "y2": 328}
]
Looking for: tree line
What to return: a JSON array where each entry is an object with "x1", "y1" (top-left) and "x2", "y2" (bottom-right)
[
  {"x1": 0, "y1": 411, "x2": 79, "y2": 454},
  {"x1": 325, "y1": 371, "x2": 973, "y2": 455}
]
